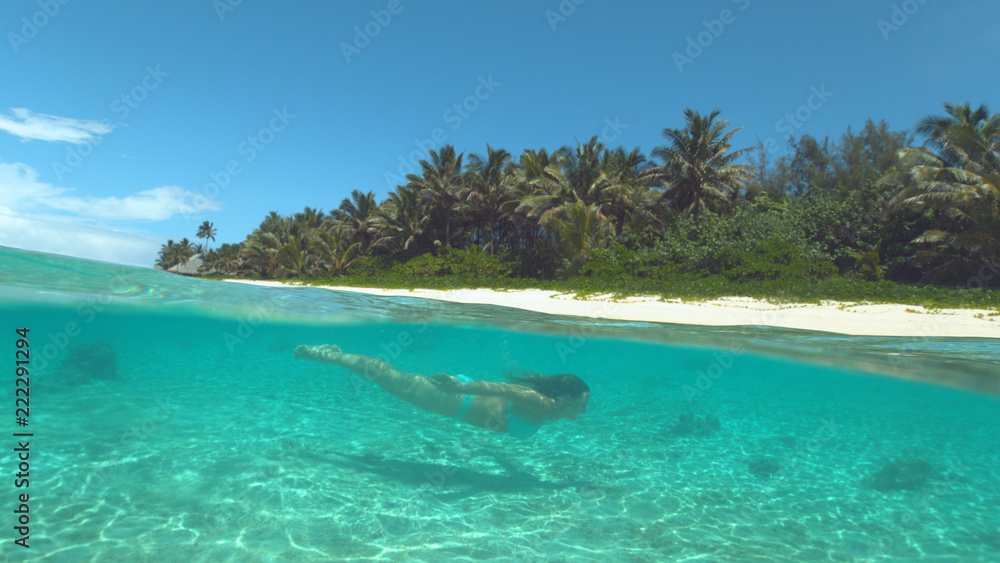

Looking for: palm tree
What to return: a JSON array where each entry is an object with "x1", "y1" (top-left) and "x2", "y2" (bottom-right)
[
  {"x1": 649, "y1": 109, "x2": 755, "y2": 216},
  {"x1": 241, "y1": 231, "x2": 284, "y2": 278},
  {"x1": 200, "y1": 243, "x2": 242, "y2": 275},
  {"x1": 266, "y1": 208, "x2": 327, "y2": 277},
  {"x1": 291, "y1": 207, "x2": 326, "y2": 231},
  {"x1": 371, "y1": 184, "x2": 432, "y2": 257},
  {"x1": 173, "y1": 238, "x2": 196, "y2": 271},
  {"x1": 540, "y1": 200, "x2": 611, "y2": 273},
  {"x1": 276, "y1": 234, "x2": 311, "y2": 276},
  {"x1": 599, "y1": 147, "x2": 657, "y2": 237},
  {"x1": 259, "y1": 211, "x2": 288, "y2": 236},
  {"x1": 915, "y1": 102, "x2": 992, "y2": 157},
  {"x1": 156, "y1": 239, "x2": 177, "y2": 270},
  {"x1": 565, "y1": 136, "x2": 607, "y2": 204},
  {"x1": 196, "y1": 221, "x2": 217, "y2": 252},
  {"x1": 156, "y1": 238, "x2": 196, "y2": 272},
  {"x1": 466, "y1": 145, "x2": 516, "y2": 253},
  {"x1": 515, "y1": 147, "x2": 566, "y2": 192},
  {"x1": 405, "y1": 145, "x2": 466, "y2": 248},
  {"x1": 335, "y1": 190, "x2": 379, "y2": 254},
  {"x1": 309, "y1": 222, "x2": 361, "y2": 275},
  {"x1": 513, "y1": 140, "x2": 653, "y2": 247},
  {"x1": 882, "y1": 103, "x2": 1000, "y2": 282},
  {"x1": 240, "y1": 213, "x2": 289, "y2": 278},
  {"x1": 516, "y1": 138, "x2": 612, "y2": 219},
  {"x1": 511, "y1": 147, "x2": 572, "y2": 219}
]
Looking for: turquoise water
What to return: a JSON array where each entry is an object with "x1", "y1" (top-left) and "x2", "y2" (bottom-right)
[{"x1": 1, "y1": 247, "x2": 999, "y2": 562}]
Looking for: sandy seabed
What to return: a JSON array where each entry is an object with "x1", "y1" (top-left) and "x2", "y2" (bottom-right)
[{"x1": 219, "y1": 280, "x2": 1000, "y2": 338}]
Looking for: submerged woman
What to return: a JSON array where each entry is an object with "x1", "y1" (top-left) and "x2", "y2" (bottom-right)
[{"x1": 293, "y1": 344, "x2": 589, "y2": 438}]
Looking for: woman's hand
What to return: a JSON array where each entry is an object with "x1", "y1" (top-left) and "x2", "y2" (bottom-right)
[{"x1": 431, "y1": 373, "x2": 466, "y2": 393}]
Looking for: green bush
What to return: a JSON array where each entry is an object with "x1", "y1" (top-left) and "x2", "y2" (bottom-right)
[
  {"x1": 581, "y1": 242, "x2": 680, "y2": 280},
  {"x1": 346, "y1": 254, "x2": 401, "y2": 277},
  {"x1": 392, "y1": 247, "x2": 516, "y2": 279},
  {"x1": 708, "y1": 239, "x2": 836, "y2": 282}
]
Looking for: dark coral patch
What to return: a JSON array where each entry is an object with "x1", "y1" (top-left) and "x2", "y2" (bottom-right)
[
  {"x1": 746, "y1": 456, "x2": 781, "y2": 479},
  {"x1": 864, "y1": 458, "x2": 935, "y2": 491}
]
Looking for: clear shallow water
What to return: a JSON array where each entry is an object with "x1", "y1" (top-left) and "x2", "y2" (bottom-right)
[{"x1": 1, "y1": 246, "x2": 999, "y2": 562}]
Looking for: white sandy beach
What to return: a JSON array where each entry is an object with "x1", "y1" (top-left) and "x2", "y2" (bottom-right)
[{"x1": 220, "y1": 280, "x2": 1000, "y2": 338}]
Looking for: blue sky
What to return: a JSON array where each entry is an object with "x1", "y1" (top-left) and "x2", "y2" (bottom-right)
[{"x1": 1, "y1": 0, "x2": 998, "y2": 266}]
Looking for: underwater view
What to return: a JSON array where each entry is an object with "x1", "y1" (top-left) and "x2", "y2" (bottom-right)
[{"x1": 1, "y1": 246, "x2": 999, "y2": 562}]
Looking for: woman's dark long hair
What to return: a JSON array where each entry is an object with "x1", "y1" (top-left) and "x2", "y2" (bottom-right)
[{"x1": 504, "y1": 368, "x2": 589, "y2": 399}]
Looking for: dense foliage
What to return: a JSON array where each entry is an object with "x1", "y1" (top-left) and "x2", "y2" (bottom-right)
[{"x1": 165, "y1": 103, "x2": 1000, "y2": 306}]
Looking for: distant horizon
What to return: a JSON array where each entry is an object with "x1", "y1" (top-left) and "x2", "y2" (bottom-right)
[{"x1": 2, "y1": 0, "x2": 998, "y2": 266}]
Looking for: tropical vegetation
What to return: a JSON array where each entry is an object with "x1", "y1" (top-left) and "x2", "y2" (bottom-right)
[{"x1": 158, "y1": 103, "x2": 1000, "y2": 307}]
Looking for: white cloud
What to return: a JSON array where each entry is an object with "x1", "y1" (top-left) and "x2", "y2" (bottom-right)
[
  {"x1": 0, "y1": 162, "x2": 67, "y2": 210},
  {"x1": 0, "y1": 161, "x2": 222, "y2": 266},
  {"x1": 0, "y1": 108, "x2": 114, "y2": 144},
  {"x1": 44, "y1": 186, "x2": 218, "y2": 221},
  {"x1": 0, "y1": 162, "x2": 221, "y2": 221}
]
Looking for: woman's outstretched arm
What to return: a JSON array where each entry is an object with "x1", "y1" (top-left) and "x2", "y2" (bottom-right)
[{"x1": 431, "y1": 375, "x2": 551, "y2": 413}]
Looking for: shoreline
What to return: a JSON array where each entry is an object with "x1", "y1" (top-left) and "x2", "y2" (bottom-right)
[{"x1": 218, "y1": 279, "x2": 1000, "y2": 338}]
